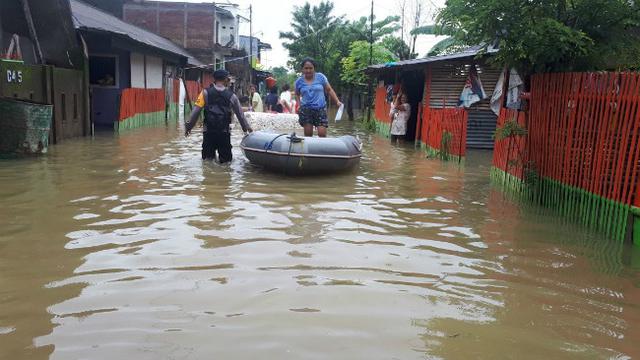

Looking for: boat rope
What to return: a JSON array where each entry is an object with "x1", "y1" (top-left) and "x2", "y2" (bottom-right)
[
  {"x1": 284, "y1": 133, "x2": 303, "y2": 175},
  {"x1": 264, "y1": 133, "x2": 288, "y2": 151}
]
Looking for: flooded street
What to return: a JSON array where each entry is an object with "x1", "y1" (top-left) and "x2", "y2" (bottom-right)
[{"x1": 1, "y1": 121, "x2": 639, "y2": 359}]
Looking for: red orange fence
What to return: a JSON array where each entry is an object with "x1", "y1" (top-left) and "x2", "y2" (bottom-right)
[
  {"x1": 119, "y1": 88, "x2": 166, "y2": 121},
  {"x1": 185, "y1": 80, "x2": 203, "y2": 103},
  {"x1": 421, "y1": 106, "x2": 468, "y2": 159},
  {"x1": 492, "y1": 72, "x2": 640, "y2": 241},
  {"x1": 532, "y1": 72, "x2": 640, "y2": 208},
  {"x1": 492, "y1": 108, "x2": 527, "y2": 179},
  {"x1": 374, "y1": 85, "x2": 392, "y2": 125},
  {"x1": 172, "y1": 78, "x2": 180, "y2": 103}
]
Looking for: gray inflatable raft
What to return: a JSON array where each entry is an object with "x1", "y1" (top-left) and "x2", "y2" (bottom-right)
[{"x1": 240, "y1": 131, "x2": 362, "y2": 175}]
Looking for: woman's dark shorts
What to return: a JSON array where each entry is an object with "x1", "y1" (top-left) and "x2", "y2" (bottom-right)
[{"x1": 298, "y1": 107, "x2": 329, "y2": 128}]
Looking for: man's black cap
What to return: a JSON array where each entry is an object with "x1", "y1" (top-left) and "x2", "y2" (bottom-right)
[{"x1": 213, "y1": 69, "x2": 229, "y2": 80}]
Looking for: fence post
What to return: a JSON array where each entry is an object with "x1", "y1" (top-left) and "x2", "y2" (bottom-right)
[{"x1": 634, "y1": 185, "x2": 640, "y2": 245}]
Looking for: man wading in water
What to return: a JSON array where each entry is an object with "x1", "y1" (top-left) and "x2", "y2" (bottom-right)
[{"x1": 185, "y1": 69, "x2": 253, "y2": 163}]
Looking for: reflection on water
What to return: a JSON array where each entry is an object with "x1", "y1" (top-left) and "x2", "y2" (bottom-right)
[{"x1": 1, "y1": 121, "x2": 639, "y2": 359}]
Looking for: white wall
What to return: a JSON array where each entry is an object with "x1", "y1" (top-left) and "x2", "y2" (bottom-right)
[
  {"x1": 130, "y1": 52, "x2": 145, "y2": 88},
  {"x1": 130, "y1": 53, "x2": 164, "y2": 89},
  {"x1": 217, "y1": 16, "x2": 237, "y2": 47},
  {"x1": 145, "y1": 55, "x2": 163, "y2": 89}
]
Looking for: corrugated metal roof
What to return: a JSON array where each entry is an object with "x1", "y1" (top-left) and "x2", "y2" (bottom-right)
[
  {"x1": 70, "y1": 0, "x2": 204, "y2": 66},
  {"x1": 367, "y1": 44, "x2": 498, "y2": 72}
]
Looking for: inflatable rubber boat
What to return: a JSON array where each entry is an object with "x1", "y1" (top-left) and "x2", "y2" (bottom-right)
[{"x1": 240, "y1": 131, "x2": 362, "y2": 175}]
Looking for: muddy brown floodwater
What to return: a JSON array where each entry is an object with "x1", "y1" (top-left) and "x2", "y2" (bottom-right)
[{"x1": 1, "y1": 120, "x2": 639, "y2": 360}]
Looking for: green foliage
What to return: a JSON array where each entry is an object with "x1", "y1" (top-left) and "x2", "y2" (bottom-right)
[
  {"x1": 341, "y1": 41, "x2": 395, "y2": 89},
  {"x1": 427, "y1": 37, "x2": 467, "y2": 56},
  {"x1": 494, "y1": 119, "x2": 528, "y2": 140},
  {"x1": 436, "y1": 0, "x2": 640, "y2": 73},
  {"x1": 270, "y1": 66, "x2": 298, "y2": 91},
  {"x1": 439, "y1": 131, "x2": 452, "y2": 161},
  {"x1": 280, "y1": 1, "x2": 401, "y2": 91},
  {"x1": 279, "y1": 2, "x2": 344, "y2": 86},
  {"x1": 410, "y1": 24, "x2": 455, "y2": 36},
  {"x1": 381, "y1": 36, "x2": 417, "y2": 60},
  {"x1": 361, "y1": 116, "x2": 377, "y2": 131}
]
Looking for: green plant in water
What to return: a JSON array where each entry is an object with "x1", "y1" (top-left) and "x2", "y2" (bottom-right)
[
  {"x1": 494, "y1": 119, "x2": 528, "y2": 140},
  {"x1": 360, "y1": 116, "x2": 377, "y2": 132},
  {"x1": 438, "y1": 131, "x2": 452, "y2": 161}
]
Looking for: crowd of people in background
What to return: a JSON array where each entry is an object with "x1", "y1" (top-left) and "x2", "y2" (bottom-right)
[{"x1": 247, "y1": 83, "x2": 298, "y2": 114}]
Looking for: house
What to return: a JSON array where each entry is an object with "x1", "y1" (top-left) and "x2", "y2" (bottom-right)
[
  {"x1": 121, "y1": 1, "x2": 243, "y2": 69},
  {"x1": 239, "y1": 35, "x2": 272, "y2": 68},
  {"x1": 70, "y1": 0, "x2": 204, "y2": 131},
  {"x1": 121, "y1": 1, "x2": 257, "y2": 97},
  {"x1": 367, "y1": 46, "x2": 502, "y2": 161}
]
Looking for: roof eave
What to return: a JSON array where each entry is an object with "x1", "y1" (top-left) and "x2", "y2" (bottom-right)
[{"x1": 77, "y1": 27, "x2": 191, "y2": 65}]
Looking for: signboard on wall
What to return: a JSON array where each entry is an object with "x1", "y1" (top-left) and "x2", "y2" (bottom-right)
[{"x1": 0, "y1": 60, "x2": 49, "y2": 103}]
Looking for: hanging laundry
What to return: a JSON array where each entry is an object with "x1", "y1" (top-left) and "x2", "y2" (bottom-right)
[
  {"x1": 490, "y1": 69, "x2": 506, "y2": 115},
  {"x1": 506, "y1": 68, "x2": 524, "y2": 109},
  {"x1": 458, "y1": 66, "x2": 487, "y2": 108}
]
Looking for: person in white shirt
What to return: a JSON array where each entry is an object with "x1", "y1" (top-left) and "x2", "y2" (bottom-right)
[
  {"x1": 250, "y1": 84, "x2": 263, "y2": 112},
  {"x1": 289, "y1": 89, "x2": 297, "y2": 114},
  {"x1": 390, "y1": 92, "x2": 410, "y2": 142},
  {"x1": 279, "y1": 84, "x2": 292, "y2": 113}
]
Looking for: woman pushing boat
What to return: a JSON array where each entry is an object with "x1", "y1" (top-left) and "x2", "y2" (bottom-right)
[{"x1": 294, "y1": 58, "x2": 343, "y2": 137}]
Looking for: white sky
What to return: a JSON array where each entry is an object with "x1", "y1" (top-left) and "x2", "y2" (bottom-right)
[{"x1": 158, "y1": 0, "x2": 447, "y2": 70}]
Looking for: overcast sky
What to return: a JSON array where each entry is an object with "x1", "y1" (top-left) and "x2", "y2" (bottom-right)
[{"x1": 158, "y1": 0, "x2": 447, "y2": 70}]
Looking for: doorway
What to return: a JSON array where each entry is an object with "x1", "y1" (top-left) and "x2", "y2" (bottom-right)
[{"x1": 399, "y1": 70, "x2": 425, "y2": 141}]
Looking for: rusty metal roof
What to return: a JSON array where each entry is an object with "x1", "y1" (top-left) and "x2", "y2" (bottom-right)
[
  {"x1": 70, "y1": 0, "x2": 204, "y2": 66},
  {"x1": 367, "y1": 44, "x2": 498, "y2": 73}
]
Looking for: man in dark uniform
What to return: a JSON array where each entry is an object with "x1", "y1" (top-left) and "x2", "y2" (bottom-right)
[{"x1": 185, "y1": 69, "x2": 253, "y2": 163}]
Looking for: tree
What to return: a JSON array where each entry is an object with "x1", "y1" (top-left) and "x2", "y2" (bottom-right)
[
  {"x1": 410, "y1": 24, "x2": 467, "y2": 56},
  {"x1": 270, "y1": 66, "x2": 298, "y2": 91},
  {"x1": 381, "y1": 36, "x2": 417, "y2": 60},
  {"x1": 280, "y1": 1, "x2": 402, "y2": 108},
  {"x1": 279, "y1": 2, "x2": 345, "y2": 85},
  {"x1": 436, "y1": 0, "x2": 640, "y2": 74},
  {"x1": 341, "y1": 41, "x2": 396, "y2": 119}
]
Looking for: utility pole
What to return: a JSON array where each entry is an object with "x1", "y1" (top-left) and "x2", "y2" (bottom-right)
[
  {"x1": 367, "y1": 0, "x2": 374, "y2": 122},
  {"x1": 249, "y1": 4, "x2": 253, "y2": 86}
]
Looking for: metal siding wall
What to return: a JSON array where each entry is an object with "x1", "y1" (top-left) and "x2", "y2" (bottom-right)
[
  {"x1": 467, "y1": 66, "x2": 501, "y2": 149},
  {"x1": 467, "y1": 110, "x2": 498, "y2": 149},
  {"x1": 427, "y1": 59, "x2": 501, "y2": 149},
  {"x1": 429, "y1": 62, "x2": 467, "y2": 108}
]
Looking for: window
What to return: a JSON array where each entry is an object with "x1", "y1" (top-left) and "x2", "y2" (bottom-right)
[{"x1": 89, "y1": 55, "x2": 118, "y2": 87}]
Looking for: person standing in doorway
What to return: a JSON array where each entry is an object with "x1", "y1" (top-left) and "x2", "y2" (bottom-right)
[
  {"x1": 389, "y1": 90, "x2": 410, "y2": 143},
  {"x1": 185, "y1": 69, "x2": 253, "y2": 163},
  {"x1": 295, "y1": 58, "x2": 342, "y2": 137},
  {"x1": 250, "y1": 84, "x2": 263, "y2": 112}
]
